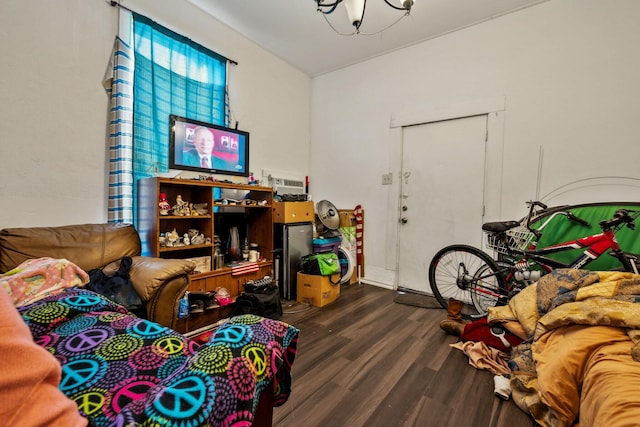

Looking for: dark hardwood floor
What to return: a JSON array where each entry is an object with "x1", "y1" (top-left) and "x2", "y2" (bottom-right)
[{"x1": 274, "y1": 282, "x2": 536, "y2": 427}]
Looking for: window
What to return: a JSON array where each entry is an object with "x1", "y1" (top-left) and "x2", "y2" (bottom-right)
[{"x1": 107, "y1": 11, "x2": 228, "y2": 225}]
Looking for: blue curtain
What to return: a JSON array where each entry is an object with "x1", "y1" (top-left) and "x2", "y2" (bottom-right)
[
  {"x1": 103, "y1": 36, "x2": 134, "y2": 224},
  {"x1": 132, "y1": 13, "x2": 227, "y2": 225}
]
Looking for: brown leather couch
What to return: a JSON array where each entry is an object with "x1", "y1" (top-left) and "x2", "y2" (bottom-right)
[{"x1": 0, "y1": 223, "x2": 195, "y2": 329}]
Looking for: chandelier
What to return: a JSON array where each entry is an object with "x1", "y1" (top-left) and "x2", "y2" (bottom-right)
[{"x1": 315, "y1": 0, "x2": 416, "y2": 36}]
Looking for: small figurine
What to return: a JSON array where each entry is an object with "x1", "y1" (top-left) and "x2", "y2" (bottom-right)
[
  {"x1": 183, "y1": 233, "x2": 191, "y2": 245},
  {"x1": 192, "y1": 203, "x2": 208, "y2": 216},
  {"x1": 159, "y1": 193, "x2": 171, "y2": 215},
  {"x1": 173, "y1": 195, "x2": 190, "y2": 216},
  {"x1": 164, "y1": 229, "x2": 179, "y2": 247},
  {"x1": 248, "y1": 172, "x2": 256, "y2": 185},
  {"x1": 188, "y1": 229, "x2": 199, "y2": 240},
  {"x1": 191, "y1": 233, "x2": 206, "y2": 245}
]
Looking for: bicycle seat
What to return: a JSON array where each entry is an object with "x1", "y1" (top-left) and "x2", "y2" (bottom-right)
[{"x1": 482, "y1": 220, "x2": 521, "y2": 233}]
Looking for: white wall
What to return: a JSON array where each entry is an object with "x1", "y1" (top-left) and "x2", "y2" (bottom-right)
[
  {"x1": 3, "y1": 0, "x2": 640, "y2": 290},
  {"x1": 0, "y1": 0, "x2": 115, "y2": 227},
  {"x1": 0, "y1": 0, "x2": 311, "y2": 228},
  {"x1": 310, "y1": 0, "x2": 640, "y2": 287}
]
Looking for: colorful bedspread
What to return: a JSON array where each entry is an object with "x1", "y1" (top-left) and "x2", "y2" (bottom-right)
[
  {"x1": 18, "y1": 288, "x2": 299, "y2": 427},
  {"x1": 488, "y1": 269, "x2": 640, "y2": 426}
]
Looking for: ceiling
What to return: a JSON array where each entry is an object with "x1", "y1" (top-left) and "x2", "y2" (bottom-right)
[{"x1": 187, "y1": 0, "x2": 549, "y2": 77}]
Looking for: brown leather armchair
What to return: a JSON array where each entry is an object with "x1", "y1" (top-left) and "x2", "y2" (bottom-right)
[{"x1": 0, "y1": 223, "x2": 195, "y2": 329}]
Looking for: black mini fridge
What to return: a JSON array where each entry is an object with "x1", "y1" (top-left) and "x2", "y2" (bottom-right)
[{"x1": 275, "y1": 222, "x2": 313, "y2": 300}]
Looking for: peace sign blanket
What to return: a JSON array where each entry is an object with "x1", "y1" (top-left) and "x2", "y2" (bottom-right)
[{"x1": 17, "y1": 288, "x2": 299, "y2": 427}]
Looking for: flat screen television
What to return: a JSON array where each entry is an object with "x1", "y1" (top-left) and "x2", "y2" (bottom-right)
[{"x1": 169, "y1": 115, "x2": 250, "y2": 177}]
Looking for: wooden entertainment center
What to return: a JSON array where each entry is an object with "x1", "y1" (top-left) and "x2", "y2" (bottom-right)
[{"x1": 138, "y1": 177, "x2": 274, "y2": 334}]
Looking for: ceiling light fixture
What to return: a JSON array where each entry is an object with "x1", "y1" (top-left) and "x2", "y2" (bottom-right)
[{"x1": 315, "y1": 0, "x2": 416, "y2": 36}]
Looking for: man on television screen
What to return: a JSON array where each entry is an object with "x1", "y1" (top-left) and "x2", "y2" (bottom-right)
[{"x1": 182, "y1": 127, "x2": 214, "y2": 169}]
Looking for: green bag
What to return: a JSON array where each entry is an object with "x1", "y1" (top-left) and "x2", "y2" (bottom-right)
[{"x1": 301, "y1": 251, "x2": 340, "y2": 276}]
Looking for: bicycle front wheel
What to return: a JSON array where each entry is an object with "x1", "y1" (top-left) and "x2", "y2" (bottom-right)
[{"x1": 428, "y1": 244, "x2": 506, "y2": 320}]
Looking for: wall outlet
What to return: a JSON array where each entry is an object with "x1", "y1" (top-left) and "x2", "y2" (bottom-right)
[{"x1": 381, "y1": 173, "x2": 393, "y2": 185}]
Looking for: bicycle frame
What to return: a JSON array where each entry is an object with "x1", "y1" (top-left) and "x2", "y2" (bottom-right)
[
  {"x1": 495, "y1": 225, "x2": 640, "y2": 297},
  {"x1": 510, "y1": 229, "x2": 624, "y2": 270},
  {"x1": 469, "y1": 230, "x2": 627, "y2": 303}
]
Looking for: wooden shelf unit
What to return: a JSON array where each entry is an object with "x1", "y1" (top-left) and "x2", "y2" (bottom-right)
[{"x1": 138, "y1": 177, "x2": 274, "y2": 333}]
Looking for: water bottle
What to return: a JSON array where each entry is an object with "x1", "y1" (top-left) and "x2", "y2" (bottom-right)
[{"x1": 178, "y1": 292, "x2": 190, "y2": 318}]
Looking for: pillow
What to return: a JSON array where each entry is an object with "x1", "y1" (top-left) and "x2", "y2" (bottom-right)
[{"x1": 0, "y1": 257, "x2": 89, "y2": 306}]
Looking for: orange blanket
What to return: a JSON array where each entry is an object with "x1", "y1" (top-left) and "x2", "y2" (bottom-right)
[
  {"x1": 534, "y1": 324, "x2": 640, "y2": 426},
  {"x1": 488, "y1": 269, "x2": 640, "y2": 426}
]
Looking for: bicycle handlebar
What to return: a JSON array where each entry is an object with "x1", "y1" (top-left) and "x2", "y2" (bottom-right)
[
  {"x1": 526, "y1": 200, "x2": 548, "y2": 210},
  {"x1": 599, "y1": 209, "x2": 637, "y2": 231},
  {"x1": 524, "y1": 201, "x2": 591, "y2": 237},
  {"x1": 525, "y1": 201, "x2": 549, "y2": 238},
  {"x1": 565, "y1": 212, "x2": 591, "y2": 227}
]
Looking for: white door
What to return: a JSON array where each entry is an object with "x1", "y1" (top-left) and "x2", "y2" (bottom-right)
[{"x1": 398, "y1": 115, "x2": 487, "y2": 294}]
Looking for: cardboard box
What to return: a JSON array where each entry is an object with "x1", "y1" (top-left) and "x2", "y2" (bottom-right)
[
  {"x1": 296, "y1": 272, "x2": 340, "y2": 307},
  {"x1": 274, "y1": 201, "x2": 314, "y2": 224},
  {"x1": 184, "y1": 256, "x2": 211, "y2": 274},
  {"x1": 338, "y1": 209, "x2": 357, "y2": 227}
]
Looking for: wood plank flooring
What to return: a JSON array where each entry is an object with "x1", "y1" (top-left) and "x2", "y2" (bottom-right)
[{"x1": 274, "y1": 282, "x2": 536, "y2": 427}]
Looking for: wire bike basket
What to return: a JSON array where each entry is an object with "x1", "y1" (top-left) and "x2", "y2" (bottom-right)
[{"x1": 485, "y1": 226, "x2": 536, "y2": 255}]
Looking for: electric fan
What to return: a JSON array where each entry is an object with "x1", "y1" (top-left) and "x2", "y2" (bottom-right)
[{"x1": 315, "y1": 200, "x2": 341, "y2": 238}]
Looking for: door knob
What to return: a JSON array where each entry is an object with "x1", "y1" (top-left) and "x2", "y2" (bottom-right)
[{"x1": 401, "y1": 217, "x2": 408, "y2": 224}]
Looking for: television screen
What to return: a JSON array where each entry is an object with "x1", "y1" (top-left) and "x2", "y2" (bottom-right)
[{"x1": 169, "y1": 115, "x2": 250, "y2": 177}]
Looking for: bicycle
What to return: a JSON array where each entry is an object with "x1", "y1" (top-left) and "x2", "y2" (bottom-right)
[{"x1": 428, "y1": 201, "x2": 640, "y2": 319}]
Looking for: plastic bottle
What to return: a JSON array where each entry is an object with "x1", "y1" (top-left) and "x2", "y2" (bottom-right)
[{"x1": 178, "y1": 292, "x2": 190, "y2": 318}]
